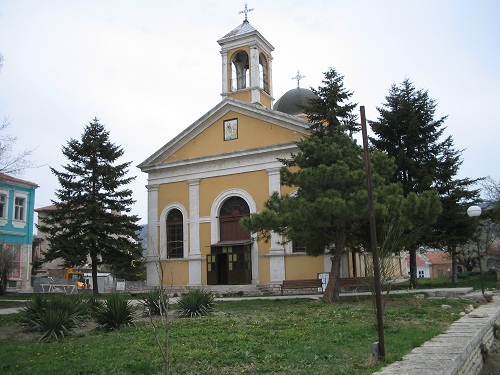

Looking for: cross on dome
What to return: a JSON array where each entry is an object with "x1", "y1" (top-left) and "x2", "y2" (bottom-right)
[
  {"x1": 292, "y1": 70, "x2": 305, "y2": 88},
  {"x1": 239, "y1": 3, "x2": 254, "y2": 22}
]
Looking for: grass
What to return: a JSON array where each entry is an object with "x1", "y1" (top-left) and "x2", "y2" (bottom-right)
[
  {"x1": 392, "y1": 270, "x2": 498, "y2": 291},
  {"x1": 0, "y1": 294, "x2": 477, "y2": 375}
]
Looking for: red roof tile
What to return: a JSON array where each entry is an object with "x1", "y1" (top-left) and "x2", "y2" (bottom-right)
[
  {"x1": 0, "y1": 173, "x2": 38, "y2": 187},
  {"x1": 35, "y1": 204, "x2": 58, "y2": 212}
]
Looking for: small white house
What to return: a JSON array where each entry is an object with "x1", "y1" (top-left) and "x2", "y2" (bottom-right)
[{"x1": 84, "y1": 272, "x2": 113, "y2": 292}]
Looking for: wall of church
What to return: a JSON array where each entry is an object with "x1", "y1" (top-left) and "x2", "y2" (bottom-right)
[
  {"x1": 158, "y1": 182, "x2": 189, "y2": 215},
  {"x1": 230, "y1": 91, "x2": 252, "y2": 103},
  {"x1": 258, "y1": 256, "x2": 271, "y2": 284},
  {"x1": 161, "y1": 260, "x2": 189, "y2": 286},
  {"x1": 199, "y1": 222, "x2": 211, "y2": 258},
  {"x1": 285, "y1": 255, "x2": 325, "y2": 280},
  {"x1": 200, "y1": 171, "x2": 268, "y2": 215}
]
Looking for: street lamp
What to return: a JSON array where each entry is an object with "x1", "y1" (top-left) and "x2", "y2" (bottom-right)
[
  {"x1": 467, "y1": 205, "x2": 484, "y2": 296},
  {"x1": 467, "y1": 205, "x2": 482, "y2": 218}
]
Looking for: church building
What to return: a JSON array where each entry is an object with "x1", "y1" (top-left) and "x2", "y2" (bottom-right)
[{"x1": 138, "y1": 13, "x2": 372, "y2": 291}]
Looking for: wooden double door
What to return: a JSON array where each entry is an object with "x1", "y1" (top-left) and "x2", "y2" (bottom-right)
[{"x1": 207, "y1": 243, "x2": 252, "y2": 285}]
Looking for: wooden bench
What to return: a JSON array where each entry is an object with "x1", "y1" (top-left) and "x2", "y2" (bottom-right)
[
  {"x1": 337, "y1": 277, "x2": 369, "y2": 292},
  {"x1": 281, "y1": 279, "x2": 323, "y2": 295}
]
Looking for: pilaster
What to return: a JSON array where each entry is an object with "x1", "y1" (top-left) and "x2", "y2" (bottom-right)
[
  {"x1": 267, "y1": 168, "x2": 285, "y2": 283},
  {"x1": 146, "y1": 184, "x2": 159, "y2": 286},
  {"x1": 188, "y1": 179, "x2": 202, "y2": 285},
  {"x1": 221, "y1": 51, "x2": 228, "y2": 96}
]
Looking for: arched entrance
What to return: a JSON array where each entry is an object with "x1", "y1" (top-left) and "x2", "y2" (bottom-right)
[{"x1": 207, "y1": 196, "x2": 252, "y2": 285}]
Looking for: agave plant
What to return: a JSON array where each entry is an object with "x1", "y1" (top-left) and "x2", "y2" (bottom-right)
[
  {"x1": 177, "y1": 289, "x2": 215, "y2": 318},
  {"x1": 19, "y1": 294, "x2": 89, "y2": 342},
  {"x1": 93, "y1": 293, "x2": 134, "y2": 330},
  {"x1": 139, "y1": 287, "x2": 169, "y2": 316}
]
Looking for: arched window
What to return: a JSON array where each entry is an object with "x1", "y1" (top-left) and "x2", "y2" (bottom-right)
[
  {"x1": 166, "y1": 209, "x2": 183, "y2": 258},
  {"x1": 219, "y1": 196, "x2": 250, "y2": 242}
]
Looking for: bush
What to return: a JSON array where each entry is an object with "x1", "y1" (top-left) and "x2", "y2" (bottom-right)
[
  {"x1": 139, "y1": 288, "x2": 169, "y2": 316},
  {"x1": 19, "y1": 294, "x2": 89, "y2": 341},
  {"x1": 93, "y1": 293, "x2": 134, "y2": 330},
  {"x1": 177, "y1": 289, "x2": 215, "y2": 317}
]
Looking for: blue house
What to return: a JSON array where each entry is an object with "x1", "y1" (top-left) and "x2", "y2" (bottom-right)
[{"x1": 0, "y1": 173, "x2": 38, "y2": 292}]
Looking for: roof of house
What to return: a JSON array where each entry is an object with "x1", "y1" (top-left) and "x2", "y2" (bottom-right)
[
  {"x1": 409, "y1": 252, "x2": 452, "y2": 267},
  {"x1": 35, "y1": 204, "x2": 58, "y2": 212},
  {"x1": 0, "y1": 173, "x2": 38, "y2": 188},
  {"x1": 425, "y1": 252, "x2": 452, "y2": 265}
]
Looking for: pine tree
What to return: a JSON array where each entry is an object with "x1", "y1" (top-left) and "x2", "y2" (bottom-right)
[
  {"x1": 242, "y1": 69, "x2": 428, "y2": 302},
  {"x1": 38, "y1": 118, "x2": 143, "y2": 294},
  {"x1": 302, "y1": 68, "x2": 360, "y2": 136},
  {"x1": 369, "y1": 79, "x2": 468, "y2": 286}
]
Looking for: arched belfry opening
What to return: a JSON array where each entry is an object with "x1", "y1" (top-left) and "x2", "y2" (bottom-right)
[
  {"x1": 258, "y1": 53, "x2": 270, "y2": 93},
  {"x1": 231, "y1": 50, "x2": 250, "y2": 91},
  {"x1": 207, "y1": 196, "x2": 252, "y2": 285}
]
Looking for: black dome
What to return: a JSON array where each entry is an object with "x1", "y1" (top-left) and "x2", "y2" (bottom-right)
[{"x1": 274, "y1": 87, "x2": 318, "y2": 115}]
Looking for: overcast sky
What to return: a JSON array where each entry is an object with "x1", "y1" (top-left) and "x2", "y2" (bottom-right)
[{"x1": 0, "y1": 0, "x2": 499, "y2": 225}]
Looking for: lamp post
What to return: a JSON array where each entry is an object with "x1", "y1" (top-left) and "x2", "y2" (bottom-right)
[
  {"x1": 467, "y1": 205, "x2": 485, "y2": 296},
  {"x1": 360, "y1": 106, "x2": 385, "y2": 360}
]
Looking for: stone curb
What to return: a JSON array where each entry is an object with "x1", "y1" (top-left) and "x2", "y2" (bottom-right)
[{"x1": 373, "y1": 294, "x2": 500, "y2": 375}]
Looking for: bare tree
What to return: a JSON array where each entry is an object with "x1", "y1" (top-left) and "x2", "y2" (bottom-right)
[
  {"x1": 0, "y1": 51, "x2": 37, "y2": 176},
  {"x1": 0, "y1": 244, "x2": 16, "y2": 295},
  {"x1": 482, "y1": 177, "x2": 500, "y2": 221},
  {"x1": 0, "y1": 119, "x2": 37, "y2": 176},
  {"x1": 142, "y1": 241, "x2": 172, "y2": 375}
]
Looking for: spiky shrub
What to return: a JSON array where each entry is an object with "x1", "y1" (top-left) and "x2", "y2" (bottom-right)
[
  {"x1": 177, "y1": 289, "x2": 215, "y2": 318},
  {"x1": 139, "y1": 288, "x2": 169, "y2": 316},
  {"x1": 93, "y1": 293, "x2": 134, "y2": 330},
  {"x1": 19, "y1": 294, "x2": 89, "y2": 341}
]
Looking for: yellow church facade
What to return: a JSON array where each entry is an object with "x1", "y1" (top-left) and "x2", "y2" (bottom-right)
[{"x1": 138, "y1": 17, "x2": 386, "y2": 290}]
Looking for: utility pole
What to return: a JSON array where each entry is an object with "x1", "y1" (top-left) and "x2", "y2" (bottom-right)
[{"x1": 360, "y1": 105, "x2": 385, "y2": 359}]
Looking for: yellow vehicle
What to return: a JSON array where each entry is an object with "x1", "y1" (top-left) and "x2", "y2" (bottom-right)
[{"x1": 65, "y1": 268, "x2": 89, "y2": 289}]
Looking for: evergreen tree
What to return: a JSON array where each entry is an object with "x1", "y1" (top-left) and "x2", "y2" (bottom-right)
[
  {"x1": 242, "y1": 69, "x2": 433, "y2": 301},
  {"x1": 38, "y1": 118, "x2": 143, "y2": 294},
  {"x1": 369, "y1": 79, "x2": 465, "y2": 286},
  {"x1": 302, "y1": 68, "x2": 360, "y2": 136},
  {"x1": 429, "y1": 142, "x2": 481, "y2": 283}
]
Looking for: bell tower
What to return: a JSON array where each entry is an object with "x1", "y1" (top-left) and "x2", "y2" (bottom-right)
[{"x1": 217, "y1": 5, "x2": 274, "y2": 108}]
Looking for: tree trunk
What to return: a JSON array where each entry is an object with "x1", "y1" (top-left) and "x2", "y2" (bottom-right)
[
  {"x1": 409, "y1": 247, "x2": 417, "y2": 288},
  {"x1": 323, "y1": 250, "x2": 342, "y2": 302},
  {"x1": 91, "y1": 254, "x2": 99, "y2": 295},
  {"x1": 0, "y1": 276, "x2": 6, "y2": 296},
  {"x1": 451, "y1": 245, "x2": 458, "y2": 284}
]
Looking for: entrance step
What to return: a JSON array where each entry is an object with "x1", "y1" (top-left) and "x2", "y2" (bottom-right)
[{"x1": 195, "y1": 284, "x2": 268, "y2": 296}]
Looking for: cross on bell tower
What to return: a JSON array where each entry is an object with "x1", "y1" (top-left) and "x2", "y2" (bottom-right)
[{"x1": 239, "y1": 3, "x2": 254, "y2": 22}]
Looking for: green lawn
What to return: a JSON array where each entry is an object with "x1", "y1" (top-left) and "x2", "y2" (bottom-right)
[
  {"x1": 392, "y1": 270, "x2": 498, "y2": 291},
  {"x1": 0, "y1": 295, "x2": 477, "y2": 375}
]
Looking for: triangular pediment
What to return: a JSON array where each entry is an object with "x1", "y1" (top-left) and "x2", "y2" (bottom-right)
[{"x1": 138, "y1": 98, "x2": 309, "y2": 172}]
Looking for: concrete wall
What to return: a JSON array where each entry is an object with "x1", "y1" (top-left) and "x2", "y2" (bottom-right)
[{"x1": 374, "y1": 296, "x2": 500, "y2": 375}]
